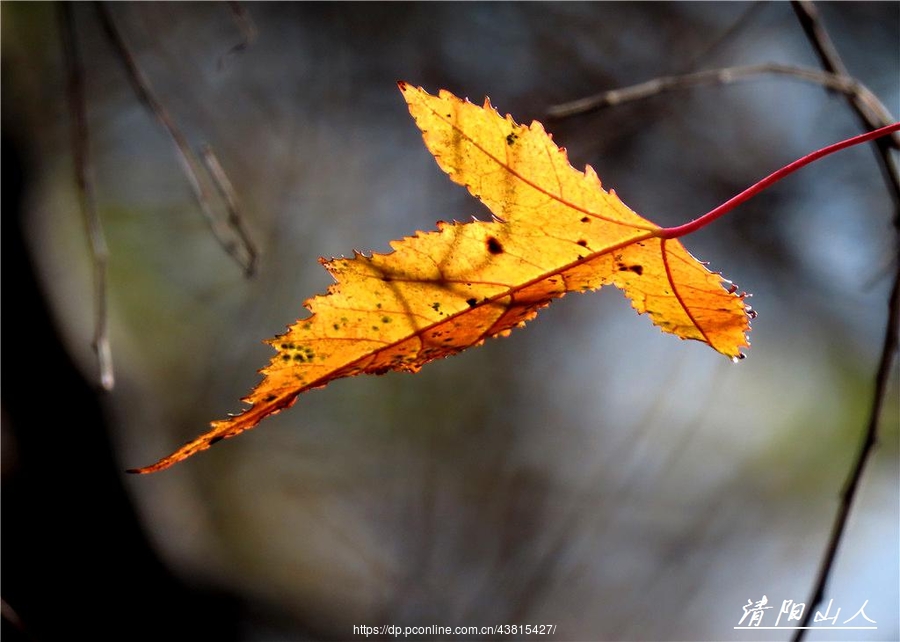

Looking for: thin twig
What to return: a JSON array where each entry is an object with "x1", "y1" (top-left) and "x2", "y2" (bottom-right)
[
  {"x1": 790, "y1": 1, "x2": 849, "y2": 76},
  {"x1": 199, "y1": 144, "x2": 248, "y2": 244},
  {"x1": 219, "y1": 1, "x2": 258, "y2": 70},
  {"x1": 789, "y1": 4, "x2": 900, "y2": 638},
  {"x1": 791, "y1": 268, "x2": 899, "y2": 640},
  {"x1": 61, "y1": 3, "x2": 115, "y2": 391},
  {"x1": 547, "y1": 63, "x2": 898, "y2": 140},
  {"x1": 791, "y1": 0, "x2": 900, "y2": 209},
  {"x1": 96, "y1": 2, "x2": 258, "y2": 276}
]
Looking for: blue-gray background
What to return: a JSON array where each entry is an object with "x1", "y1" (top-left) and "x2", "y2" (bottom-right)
[{"x1": 3, "y1": 3, "x2": 897, "y2": 640}]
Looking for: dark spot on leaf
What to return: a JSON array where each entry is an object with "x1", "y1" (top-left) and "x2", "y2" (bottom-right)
[
  {"x1": 376, "y1": 302, "x2": 382, "y2": 309},
  {"x1": 264, "y1": 394, "x2": 277, "y2": 402},
  {"x1": 466, "y1": 298, "x2": 477, "y2": 307},
  {"x1": 506, "y1": 132, "x2": 518, "y2": 146},
  {"x1": 577, "y1": 239, "x2": 588, "y2": 247},
  {"x1": 382, "y1": 275, "x2": 392, "y2": 282},
  {"x1": 431, "y1": 302, "x2": 441, "y2": 311},
  {"x1": 486, "y1": 236, "x2": 503, "y2": 254},
  {"x1": 580, "y1": 216, "x2": 590, "y2": 223},
  {"x1": 382, "y1": 316, "x2": 391, "y2": 323},
  {"x1": 209, "y1": 436, "x2": 224, "y2": 445},
  {"x1": 618, "y1": 264, "x2": 643, "y2": 275},
  {"x1": 281, "y1": 354, "x2": 291, "y2": 361},
  {"x1": 333, "y1": 323, "x2": 340, "y2": 331}
]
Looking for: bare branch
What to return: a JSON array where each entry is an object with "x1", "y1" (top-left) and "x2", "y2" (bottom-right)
[
  {"x1": 791, "y1": 266, "x2": 899, "y2": 640},
  {"x1": 200, "y1": 143, "x2": 257, "y2": 274},
  {"x1": 791, "y1": 0, "x2": 900, "y2": 208},
  {"x1": 96, "y1": 2, "x2": 258, "y2": 276},
  {"x1": 547, "y1": 63, "x2": 898, "y2": 141},
  {"x1": 790, "y1": 1, "x2": 850, "y2": 77},
  {"x1": 61, "y1": 3, "x2": 115, "y2": 391},
  {"x1": 789, "y1": 4, "x2": 900, "y2": 637}
]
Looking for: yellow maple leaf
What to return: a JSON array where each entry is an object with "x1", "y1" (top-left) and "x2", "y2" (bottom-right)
[{"x1": 130, "y1": 83, "x2": 749, "y2": 474}]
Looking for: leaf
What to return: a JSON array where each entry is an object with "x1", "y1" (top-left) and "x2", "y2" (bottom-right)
[{"x1": 130, "y1": 83, "x2": 750, "y2": 474}]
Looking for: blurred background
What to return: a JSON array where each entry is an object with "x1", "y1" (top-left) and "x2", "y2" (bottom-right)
[{"x1": 3, "y1": 2, "x2": 898, "y2": 640}]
